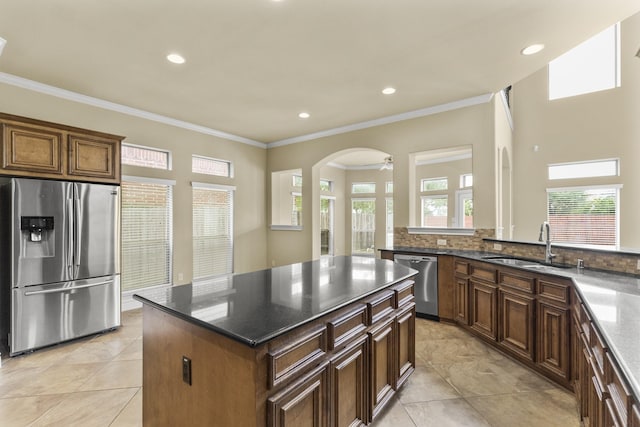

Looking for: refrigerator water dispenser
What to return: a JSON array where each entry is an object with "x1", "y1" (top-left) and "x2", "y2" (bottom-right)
[{"x1": 20, "y1": 216, "x2": 54, "y2": 257}]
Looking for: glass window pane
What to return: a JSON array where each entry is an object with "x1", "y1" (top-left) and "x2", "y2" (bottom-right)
[
  {"x1": 121, "y1": 181, "x2": 172, "y2": 290},
  {"x1": 192, "y1": 155, "x2": 232, "y2": 177},
  {"x1": 193, "y1": 187, "x2": 233, "y2": 279},
  {"x1": 548, "y1": 159, "x2": 618, "y2": 180},
  {"x1": 320, "y1": 179, "x2": 332, "y2": 192},
  {"x1": 421, "y1": 178, "x2": 448, "y2": 192},
  {"x1": 549, "y1": 24, "x2": 619, "y2": 100},
  {"x1": 352, "y1": 182, "x2": 376, "y2": 194},
  {"x1": 547, "y1": 187, "x2": 618, "y2": 247},
  {"x1": 291, "y1": 193, "x2": 302, "y2": 226},
  {"x1": 293, "y1": 175, "x2": 303, "y2": 187},
  {"x1": 122, "y1": 144, "x2": 170, "y2": 170},
  {"x1": 386, "y1": 198, "x2": 394, "y2": 248},
  {"x1": 421, "y1": 195, "x2": 448, "y2": 227},
  {"x1": 386, "y1": 181, "x2": 393, "y2": 193},
  {"x1": 352, "y1": 199, "x2": 375, "y2": 254}
]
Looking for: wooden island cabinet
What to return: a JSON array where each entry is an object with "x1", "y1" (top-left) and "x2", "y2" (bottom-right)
[
  {"x1": 135, "y1": 257, "x2": 417, "y2": 427},
  {"x1": 0, "y1": 113, "x2": 122, "y2": 183}
]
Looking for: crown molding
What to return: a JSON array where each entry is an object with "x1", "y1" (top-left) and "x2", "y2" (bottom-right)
[
  {"x1": 0, "y1": 72, "x2": 266, "y2": 148},
  {"x1": 267, "y1": 93, "x2": 495, "y2": 148}
]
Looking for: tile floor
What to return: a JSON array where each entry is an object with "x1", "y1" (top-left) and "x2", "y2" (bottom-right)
[{"x1": 0, "y1": 310, "x2": 580, "y2": 426}]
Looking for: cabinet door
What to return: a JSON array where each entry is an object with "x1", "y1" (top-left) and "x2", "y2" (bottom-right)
[
  {"x1": 395, "y1": 303, "x2": 416, "y2": 389},
  {"x1": 631, "y1": 404, "x2": 640, "y2": 427},
  {"x1": 268, "y1": 363, "x2": 329, "y2": 427},
  {"x1": 68, "y1": 134, "x2": 120, "y2": 181},
  {"x1": 1, "y1": 123, "x2": 64, "y2": 175},
  {"x1": 368, "y1": 316, "x2": 395, "y2": 422},
  {"x1": 470, "y1": 280, "x2": 498, "y2": 340},
  {"x1": 329, "y1": 335, "x2": 368, "y2": 427},
  {"x1": 537, "y1": 300, "x2": 570, "y2": 382},
  {"x1": 499, "y1": 290, "x2": 535, "y2": 361},
  {"x1": 455, "y1": 277, "x2": 469, "y2": 326}
]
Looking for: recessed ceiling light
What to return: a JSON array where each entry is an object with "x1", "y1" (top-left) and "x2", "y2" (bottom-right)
[
  {"x1": 298, "y1": 112, "x2": 310, "y2": 119},
  {"x1": 166, "y1": 53, "x2": 186, "y2": 64},
  {"x1": 0, "y1": 37, "x2": 6, "y2": 57},
  {"x1": 382, "y1": 87, "x2": 396, "y2": 95},
  {"x1": 521, "y1": 44, "x2": 545, "y2": 56}
]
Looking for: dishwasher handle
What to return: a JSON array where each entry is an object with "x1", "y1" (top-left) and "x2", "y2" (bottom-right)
[{"x1": 393, "y1": 254, "x2": 438, "y2": 263}]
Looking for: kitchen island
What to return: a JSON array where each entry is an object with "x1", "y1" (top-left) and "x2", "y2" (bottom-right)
[{"x1": 134, "y1": 256, "x2": 417, "y2": 427}]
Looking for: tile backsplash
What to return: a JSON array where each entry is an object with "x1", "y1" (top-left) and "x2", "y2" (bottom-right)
[{"x1": 394, "y1": 227, "x2": 640, "y2": 276}]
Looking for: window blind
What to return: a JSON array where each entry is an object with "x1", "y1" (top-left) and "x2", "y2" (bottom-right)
[
  {"x1": 547, "y1": 186, "x2": 619, "y2": 247},
  {"x1": 192, "y1": 184, "x2": 234, "y2": 279},
  {"x1": 121, "y1": 179, "x2": 173, "y2": 290}
]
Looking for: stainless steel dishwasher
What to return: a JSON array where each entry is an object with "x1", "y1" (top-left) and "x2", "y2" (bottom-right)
[{"x1": 393, "y1": 254, "x2": 438, "y2": 319}]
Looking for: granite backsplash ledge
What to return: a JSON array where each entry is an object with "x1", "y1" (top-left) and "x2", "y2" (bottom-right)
[{"x1": 393, "y1": 227, "x2": 640, "y2": 276}]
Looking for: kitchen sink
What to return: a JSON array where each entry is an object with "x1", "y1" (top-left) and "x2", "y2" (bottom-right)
[{"x1": 481, "y1": 256, "x2": 572, "y2": 269}]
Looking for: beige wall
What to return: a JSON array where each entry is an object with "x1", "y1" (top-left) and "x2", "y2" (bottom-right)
[
  {"x1": 0, "y1": 83, "x2": 268, "y2": 283},
  {"x1": 511, "y1": 12, "x2": 640, "y2": 248},
  {"x1": 267, "y1": 102, "x2": 496, "y2": 266}
]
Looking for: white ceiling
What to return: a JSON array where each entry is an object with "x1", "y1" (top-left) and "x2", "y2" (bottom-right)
[{"x1": 0, "y1": 1, "x2": 638, "y2": 146}]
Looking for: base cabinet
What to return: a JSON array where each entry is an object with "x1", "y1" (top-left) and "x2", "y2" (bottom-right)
[
  {"x1": 455, "y1": 277, "x2": 470, "y2": 326},
  {"x1": 329, "y1": 335, "x2": 368, "y2": 427},
  {"x1": 499, "y1": 290, "x2": 535, "y2": 362},
  {"x1": 368, "y1": 316, "x2": 395, "y2": 421},
  {"x1": 470, "y1": 280, "x2": 498, "y2": 340},
  {"x1": 268, "y1": 363, "x2": 330, "y2": 427},
  {"x1": 537, "y1": 301, "x2": 570, "y2": 382}
]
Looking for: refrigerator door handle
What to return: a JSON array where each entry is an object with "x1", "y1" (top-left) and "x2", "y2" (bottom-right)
[
  {"x1": 67, "y1": 198, "x2": 74, "y2": 278},
  {"x1": 74, "y1": 194, "x2": 82, "y2": 277},
  {"x1": 24, "y1": 281, "x2": 113, "y2": 296}
]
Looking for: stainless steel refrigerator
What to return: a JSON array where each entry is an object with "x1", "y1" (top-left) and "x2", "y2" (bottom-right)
[{"x1": 0, "y1": 177, "x2": 120, "y2": 356}]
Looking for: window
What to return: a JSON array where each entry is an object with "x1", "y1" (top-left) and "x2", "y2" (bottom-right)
[
  {"x1": 421, "y1": 178, "x2": 448, "y2": 192},
  {"x1": 548, "y1": 159, "x2": 618, "y2": 180},
  {"x1": 385, "y1": 181, "x2": 393, "y2": 193},
  {"x1": 121, "y1": 177, "x2": 173, "y2": 291},
  {"x1": 320, "y1": 197, "x2": 334, "y2": 256},
  {"x1": 386, "y1": 198, "x2": 394, "y2": 248},
  {"x1": 352, "y1": 199, "x2": 375, "y2": 255},
  {"x1": 455, "y1": 190, "x2": 473, "y2": 228},
  {"x1": 291, "y1": 193, "x2": 302, "y2": 226},
  {"x1": 547, "y1": 186, "x2": 620, "y2": 247},
  {"x1": 352, "y1": 182, "x2": 376, "y2": 194},
  {"x1": 121, "y1": 143, "x2": 170, "y2": 170},
  {"x1": 192, "y1": 155, "x2": 232, "y2": 177},
  {"x1": 549, "y1": 23, "x2": 620, "y2": 100},
  {"x1": 192, "y1": 183, "x2": 234, "y2": 279},
  {"x1": 460, "y1": 174, "x2": 473, "y2": 188},
  {"x1": 421, "y1": 195, "x2": 448, "y2": 227},
  {"x1": 293, "y1": 175, "x2": 303, "y2": 187},
  {"x1": 320, "y1": 179, "x2": 333, "y2": 192}
]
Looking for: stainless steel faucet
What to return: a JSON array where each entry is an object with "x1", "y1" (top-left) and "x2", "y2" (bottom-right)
[{"x1": 538, "y1": 221, "x2": 556, "y2": 264}]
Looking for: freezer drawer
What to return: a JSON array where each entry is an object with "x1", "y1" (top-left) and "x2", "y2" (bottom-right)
[{"x1": 10, "y1": 276, "x2": 121, "y2": 355}]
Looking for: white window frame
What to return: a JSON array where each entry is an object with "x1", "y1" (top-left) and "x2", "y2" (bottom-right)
[
  {"x1": 454, "y1": 189, "x2": 473, "y2": 228},
  {"x1": 351, "y1": 198, "x2": 376, "y2": 256},
  {"x1": 421, "y1": 177, "x2": 448, "y2": 192},
  {"x1": 192, "y1": 155, "x2": 233, "y2": 178},
  {"x1": 421, "y1": 194, "x2": 448, "y2": 228},
  {"x1": 548, "y1": 159, "x2": 619, "y2": 180}
]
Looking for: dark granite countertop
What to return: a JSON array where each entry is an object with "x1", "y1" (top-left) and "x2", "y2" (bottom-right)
[
  {"x1": 133, "y1": 256, "x2": 417, "y2": 347},
  {"x1": 380, "y1": 246, "x2": 640, "y2": 400}
]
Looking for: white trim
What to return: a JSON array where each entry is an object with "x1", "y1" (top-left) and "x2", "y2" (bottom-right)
[
  {"x1": 499, "y1": 89, "x2": 514, "y2": 131},
  {"x1": 267, "y1": 93, "x2": 495, "y2": 148},
  {"x1": 122, "y1": 175, "x2": 176, "y2": 186},
  {"x1": 321, "y1": 195, "x2": 337, "y2": 200},
  {"x1": 546, "y1": 184, "x2": 623, "y2": 193},
  {"x1": 192, "y1": 182, "x2": 236, "y2": 191},
  {"x1": 0, "y1": 71, "x2": 266, "y2": 148},
  {"x1": 0, "y1": 37, "x2": 6, "y2": 57},
  {"x1": 270, "y1": 225, "x2": 303, "y2": 231},
  {"x1": 407, "y1": 227, "x2": 475, "y2": 236},
  {"x1": 416, "y1": 152, "x2": 472, "y2": 166}
]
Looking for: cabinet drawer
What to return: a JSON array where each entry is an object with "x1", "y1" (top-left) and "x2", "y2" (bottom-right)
[
  {"x1": 470, "y1": 264, "x2": 497, "y2": 283},
  {"x1": 392, "y1": 280, "x2": 415, "y2": 308},
  {"x1": 605, "y1": 398, "x2": 623, "y2": 427},
  {"x1": 538, "y1": 279, "x2": 570, "y2": 305},
  {"x1": 606, "y1": 352, "x2": 634, "y2": 426},
  {"x1": 327, "y1": 304, "x2": 367, "y2": 350},
  {"x1": 268, "y1": 326, "x2": 327, "y2": 388},
  {"x1": 366, "y1": 290, "x2": 395, "y2": 325},
  {"x1": 590, "y1": 322, "x2": 608, "y2": 378},
  {"x1": 499, "y1": 271, "x2": 535, "y2": 293},
  {"x1": 454, "y1": 261, "x2": 469, "y2": 276},
  {"x1": 580, "y1": 304, "x2": 592, "y2": 341}
]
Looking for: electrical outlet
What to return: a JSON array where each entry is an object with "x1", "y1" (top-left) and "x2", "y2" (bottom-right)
[
  {"x1": 182, "y1": 356, "x2": 192, "y2": 385},
  {"x1": 493, "y1": 243, "x2": 503, "y2": 251},
  {"x1": 437, "y1": 239, "x2": 447, "y2": 246}
]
